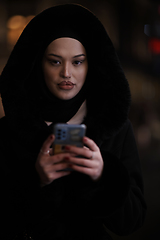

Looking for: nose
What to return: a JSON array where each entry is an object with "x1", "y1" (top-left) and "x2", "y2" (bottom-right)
[{"x1": 60, "y1": 62, "x2": 71, "y2": 78}]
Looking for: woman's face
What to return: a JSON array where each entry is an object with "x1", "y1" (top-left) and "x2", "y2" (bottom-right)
[{"x1": 42, "y1": 37, "x2": 88, "y2": 100}]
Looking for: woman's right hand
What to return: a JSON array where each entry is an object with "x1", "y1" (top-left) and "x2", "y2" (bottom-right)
[{"x1": 35, "y1": 134, "x2": 71, "y2": 186}]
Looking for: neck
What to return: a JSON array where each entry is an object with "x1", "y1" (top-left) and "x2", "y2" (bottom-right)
[
  {"x1": 67, "y1": 100, "x2": 87, "y2": 124},
  {"x1": 45, "y1": 100, "x2": 87, "y2": 126}
]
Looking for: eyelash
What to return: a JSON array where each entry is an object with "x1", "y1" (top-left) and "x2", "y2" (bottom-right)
[
  {"x1": 49, "y1": 60, "x2": 60, "y2": 65},
  {"x1": 73, "y1": 60, "x2": 84, "y2": 66},
  {"x1": 48, "y1": 59, "x2": 84, "y2": 66}
]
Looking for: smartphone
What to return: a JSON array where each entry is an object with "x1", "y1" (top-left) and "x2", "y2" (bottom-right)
[{"x1": 53, "y1": 123, "x2": 86, "y2": 154}]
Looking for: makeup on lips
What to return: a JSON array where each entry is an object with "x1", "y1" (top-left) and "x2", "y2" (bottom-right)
[{"x1": 58, "y1": 81, "x2": 75, "y2": 90}]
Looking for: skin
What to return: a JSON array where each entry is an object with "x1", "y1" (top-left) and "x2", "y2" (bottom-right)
[
  {"x1": 35, "y1": 38, "x2": 104, "y2": 185},
  {"x1": 36, "y1": 134, "x2": 104, "y2": 185},
  {"x1": 42, "y1": 37, "x2": 88, "y2": 100}
]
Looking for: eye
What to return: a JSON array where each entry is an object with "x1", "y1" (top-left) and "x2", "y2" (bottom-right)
[
  {"x1": 49, "y1": 59, "x2": 61, "y2": 66},
  {"x1": 73, "y1": 60, "x2": 84, "y2": 66}
]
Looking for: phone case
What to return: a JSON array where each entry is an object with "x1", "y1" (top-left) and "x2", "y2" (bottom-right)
[{"x1": 53, "y1": 123, "x2": 86, "y2": 154}]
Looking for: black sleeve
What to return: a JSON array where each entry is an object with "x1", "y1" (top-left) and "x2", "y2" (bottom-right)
[
  {"x1": 1, "y1": 118, "x2": 147, "y2": 238},
  {"x1": 75, "y1": 120, "x2": 147, "y2": 236}
]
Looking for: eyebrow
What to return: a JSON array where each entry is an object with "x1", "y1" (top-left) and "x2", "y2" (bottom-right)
[
  {"x1": 73, "y1": 54, "x2": 86, "y2": 58},
  {"x1": 47, "y1": 53, "x2": 86, "y2": 58}
]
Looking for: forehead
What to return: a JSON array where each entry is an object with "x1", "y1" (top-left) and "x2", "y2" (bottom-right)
[{"x1": 45, "y1": 37, "x2": 86, "y2": 55}]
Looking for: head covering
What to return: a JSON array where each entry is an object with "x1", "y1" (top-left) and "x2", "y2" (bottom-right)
[{"x1": 0, "y1": 4, "x2": 131, "y2": 156}]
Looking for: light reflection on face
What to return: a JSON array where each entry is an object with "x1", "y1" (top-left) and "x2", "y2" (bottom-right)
[{"x1": 42, "y1": 37, "x2": 88, "y2": 100}]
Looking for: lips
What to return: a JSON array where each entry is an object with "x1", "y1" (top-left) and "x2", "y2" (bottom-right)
[
  {"x1": 59, "y1": 81, "x2": 74, "y2": 86},
  {"x1": 58, "y1": 81, "x2": 75, "y2": 90}
]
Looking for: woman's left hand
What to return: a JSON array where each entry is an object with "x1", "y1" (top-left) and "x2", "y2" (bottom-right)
[{"x1": 65, "y1": 136, "x2": 104, "y2": 181}]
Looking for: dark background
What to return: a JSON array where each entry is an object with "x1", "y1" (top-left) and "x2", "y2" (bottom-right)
[{"x1": 0, "y1": 0, "x2": 160, "y2": 239}]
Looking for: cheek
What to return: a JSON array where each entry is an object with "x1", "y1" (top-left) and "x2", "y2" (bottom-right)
[
  {"x1": 80, "y1": 68, "x2": 88, "y2": 85},
  {"x1": 43, "y1": 66, "x2": 56, "y2": 84}
]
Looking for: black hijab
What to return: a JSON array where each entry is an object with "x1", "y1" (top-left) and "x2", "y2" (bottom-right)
[{"x1": 0, "y1": 4, "x2": 131, "y2": 157}]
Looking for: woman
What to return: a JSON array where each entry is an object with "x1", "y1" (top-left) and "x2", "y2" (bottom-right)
[{"x1": 0, "y1": 4, "x2": 146, "y2": 240}]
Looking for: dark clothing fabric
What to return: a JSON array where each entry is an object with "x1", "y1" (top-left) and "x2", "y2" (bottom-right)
[
  {"x1": 1, "y1": 117, "x2": 146, "y2": 240},
  {"x1": 0, "y1": 4, "x2": 146, "y2": 240},
  {"x1": 0, "y1": 4, "x2": 131, "y2": 154}
]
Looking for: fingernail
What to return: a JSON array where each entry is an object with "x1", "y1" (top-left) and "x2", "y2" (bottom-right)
[
  {"x1": 50, "y1": 135, "x2": 54, "y2": 139},
  {"x1": 65, "y1": 146, "x2": 70, "y2": 150}
]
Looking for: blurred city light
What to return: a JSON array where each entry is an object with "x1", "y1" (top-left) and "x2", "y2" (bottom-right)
[
  {"x1": 148, "y1": 38, "x2": 160, "y2": 54},
  {"x1": 7, "y1": 15, "x2": 34, "y2": 47}
]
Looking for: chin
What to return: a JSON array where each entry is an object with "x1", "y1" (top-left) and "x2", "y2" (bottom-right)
[
  {"x1": 57, "y1": 94, "x2": 75, "y2": 100},
  {"x1": 57, "y1": 91, "x2": 78, "y2": 100}
]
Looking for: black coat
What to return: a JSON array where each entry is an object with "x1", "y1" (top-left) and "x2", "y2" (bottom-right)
[
  {"x1": 0, "y1": 4, "x2": 146, "y2": 240},
  {"x1": 1, "y1": 116, "x2": 146, "y2": 240}
]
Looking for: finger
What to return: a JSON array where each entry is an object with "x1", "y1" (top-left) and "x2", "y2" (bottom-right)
[
  {"x1": 40, "y1": 134, "x2": 55, "y2": 155},
  {"x1": 69, "y1": 163, "x2": 93, "y2": 176},
  {"x1": 66, "y1": 156, "x2": 94, "y2": 168},
  {"x1": 54, "y1": 162, "x2": 72, "y2": 172},
  {"x1": 69, "y1": 162, "x2": 102, "y2": 181},
  {"x1": 52, "y1": 171, "x2": 71, "y2": 180},
  {"x1": 83, "y1": 136, "x2": 99, "y2": 152},
  {"x1": 65, "y1": 145, "x2": 94, "y2": 159},
  {"x1": 51, "y1": 153, "x2": 73, "y2": 164}
]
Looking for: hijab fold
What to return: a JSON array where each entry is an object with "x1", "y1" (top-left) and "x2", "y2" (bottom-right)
[{"x1": 0, "y1": 4, "x2": 131, "y2": 160}]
